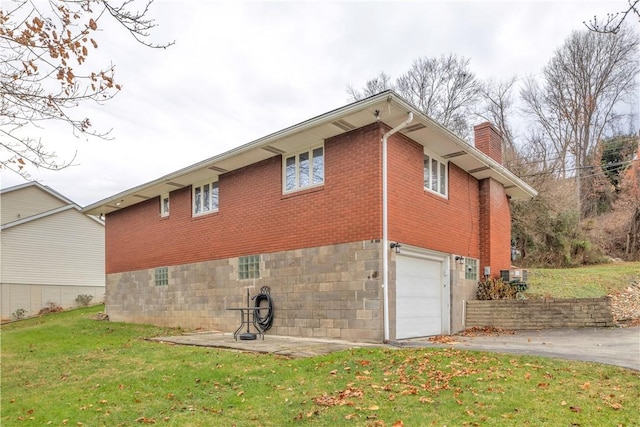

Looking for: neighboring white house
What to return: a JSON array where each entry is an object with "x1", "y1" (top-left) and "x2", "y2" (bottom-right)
[{"x1": 1, "y1": 182, "x2": 105, "y2": 320}]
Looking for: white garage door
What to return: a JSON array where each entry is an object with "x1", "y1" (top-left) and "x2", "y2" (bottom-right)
[{"x1": 396, "y1": 254, "x2": 446, "y2": 339}]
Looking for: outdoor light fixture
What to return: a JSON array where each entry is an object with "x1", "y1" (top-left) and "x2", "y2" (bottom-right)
[
  {"x1": 390, "y1": 242, "x2": 401, "y2": 254},
  {"x1": 455, "y1": 255, "x2": 465, "y2": 265}
]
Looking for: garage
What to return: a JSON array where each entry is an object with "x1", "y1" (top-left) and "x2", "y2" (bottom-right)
[{"x1": 395, "y1": 251, "x2": 449, "y2": 339}]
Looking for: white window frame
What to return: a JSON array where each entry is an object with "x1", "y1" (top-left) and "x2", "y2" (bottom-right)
[
  {"x1": 283, "y1": 145, "x2": 324, "y2": 193},
  {"x1": 160, "y1": 193, "x2": 170, "y2": 217},
  {"x1": 423, "y1": 151, "x2": 448, "y2": 198},
  {"x1": 192, "y1": 180, "x2": 219, "y2": 217}
]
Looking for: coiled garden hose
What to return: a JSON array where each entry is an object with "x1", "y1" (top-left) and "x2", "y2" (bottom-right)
[{"x1": 252, "y1": 286, "x2": 274, "y2": 331}]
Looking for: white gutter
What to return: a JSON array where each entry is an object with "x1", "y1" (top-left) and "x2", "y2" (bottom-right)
[{"x1": 382, "y1": 111, "x2": 413, "y2": 342}]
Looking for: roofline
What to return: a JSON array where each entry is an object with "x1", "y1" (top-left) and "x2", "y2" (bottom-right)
[
  {"x1": 0, "y1": 204, "x2": 104, "y2": 230},
  {"x1": 1, "y1": 181, "x2": 78, "y2": 205},
  {"x1": 82, "y1": 90, "x2": 536, "y2": 214},
  {"x1": 82, "y1": 91, "x2": 403, "y2": 213},
  {"x1": 390, "y1": 95, "x2": 537, "y2": 198}
]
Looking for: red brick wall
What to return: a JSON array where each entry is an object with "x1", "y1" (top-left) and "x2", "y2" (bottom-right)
[
  {"x1": 478, "y1": 178, "x2": 512, "y2": 278},
  {"x1": 474, "y1": 122, "x2": 503, "y2": 164},
  {"x1": 106, "y1": 121, "x2": 513, "y2": 276},
  {"x1": 387, "y1": 133, "x2": 480, "y2": 259},
  {"x1": 106, "y1": 123, "x2": 384, "y2": 273}
]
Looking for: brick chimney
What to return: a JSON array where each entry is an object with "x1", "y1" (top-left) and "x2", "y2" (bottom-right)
[{"x1": 474, "y1": 122, "x2": 503, "y2": 164}]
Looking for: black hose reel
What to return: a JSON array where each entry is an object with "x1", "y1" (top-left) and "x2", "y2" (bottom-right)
[{"x1": 252, "y1": 286, "x2": 274, "y2": 332}]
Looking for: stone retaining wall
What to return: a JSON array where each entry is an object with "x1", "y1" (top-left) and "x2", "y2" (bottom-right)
[{"x1": 465, "y1": 298, "x2": 614, "y2": 329}]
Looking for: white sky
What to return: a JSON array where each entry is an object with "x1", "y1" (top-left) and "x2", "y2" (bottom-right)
[{"x1": 0, "y1": 0, "x2": 632, "y2": 206}]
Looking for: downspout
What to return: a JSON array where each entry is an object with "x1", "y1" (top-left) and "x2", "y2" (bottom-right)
[{"x1": 382, "y1": 111, "x2": 413, "y2": 342}]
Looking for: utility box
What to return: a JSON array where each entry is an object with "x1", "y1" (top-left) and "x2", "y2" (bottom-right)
[
  {"x1": 500, "y1": 269, "x2": 528, "y2": 283},
  {"x1": 500, "y1": 269, "x2": 528, "y2": 292}
]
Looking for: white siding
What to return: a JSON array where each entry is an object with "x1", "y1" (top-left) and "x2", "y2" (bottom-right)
[
  {"x1": 1, "y1": 185, "x2": 66, "y2": 225},
  {"x1": 1, "y1": 208, "x2": 105, "y2": 286}
]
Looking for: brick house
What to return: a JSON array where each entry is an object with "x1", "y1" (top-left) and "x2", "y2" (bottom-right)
[{"x1": 83, "y1": 91, "x2": 536, "y2": 342}]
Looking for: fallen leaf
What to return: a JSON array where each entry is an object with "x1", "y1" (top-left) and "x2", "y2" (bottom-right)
[
  {"x1": 393, "y1": 420, "x2": 404, "y2": 427},
  {"x1": 345, "y1": 414, "x2": 357, "y2": 420},
  {"x1": 579, "y1": 382, "x2": 591, "y2": 390},
  {"x1": 570, "y1": 406, "x2": 581, "y2": 413},
  {"x1": 524, "y1": 372, "x2": 531, "y2": 380},
  {"x1": 369, "y1": 405, "x2": 379, "y2": 410}
]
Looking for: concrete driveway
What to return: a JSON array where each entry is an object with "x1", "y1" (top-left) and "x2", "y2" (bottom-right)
[
  {"x1": 152, "y1": 327, "x2": 640, "y2": 371},
  {"x1": 401, "y1": 327, "x2": 640, "y2": 371}
]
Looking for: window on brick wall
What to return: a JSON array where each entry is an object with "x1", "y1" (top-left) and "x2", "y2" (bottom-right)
[
  {"x1": 465, "y1": 258, "x2": 478, "y2": 281},
  {"x1": 238, "y1": 255, "x2": 260, "y2": 280},
  {"x1": 193, "y1": 180, "x2": 219, "y2": 216},
  {"x1": 283, "y1": 145, "x2": 324, "y2": 192},
  {"x1": 423, "y1": 152, "x2": 448, "y2": 197},
  {"x1": 155, "y1": 267, "x2": 169, "y2": 286},
  {"x1": 160, "y1": 193, "x2": 170, "y2": 217}
]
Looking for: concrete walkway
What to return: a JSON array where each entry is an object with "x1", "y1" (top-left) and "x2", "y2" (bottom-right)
[
  {"x1": 149, "y1": 333, "x2": 382, "y2": 358},
  {"x1": 150, "y1": 326, "x2": 640, "y2": 371}
]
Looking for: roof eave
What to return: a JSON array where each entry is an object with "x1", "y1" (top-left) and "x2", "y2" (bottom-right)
[{"x1": 82, "y1": 91, "x2": 537, "y2": 215}]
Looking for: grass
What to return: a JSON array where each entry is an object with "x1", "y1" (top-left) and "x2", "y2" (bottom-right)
[
  {"x1": 525, "y1": 261, "x2": 640, "y2": 299},
  {"x1": 2, "y1": 305, "x2": 639, "y2": 426}
]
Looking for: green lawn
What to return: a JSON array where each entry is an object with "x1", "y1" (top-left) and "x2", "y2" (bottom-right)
[
  {"x1": 2, "y1": 305, "x2": 638, "y2": 426},
  {"x1": 525, "y1": 261, "x2": 640, "y2": 299}
]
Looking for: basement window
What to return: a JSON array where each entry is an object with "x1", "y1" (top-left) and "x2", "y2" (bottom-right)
[
  {"x1": 155, "y1": 267, "x2": 169, "y2": 286},
  {"x1": 465, "y1": 258, "x2": 478, "y2": 281},
  {"x1": 283, "y1": 145, "x2": 324, "y2": 192},
  {"x1": 238, "y1": 255, "x2": 260, "y2": 280},
  {"x1": 193, "y1": 180, "x2": 219, "y2": 216},
  {"x1": 423, "y1": 152, "x2": 448, "y2": 198}
]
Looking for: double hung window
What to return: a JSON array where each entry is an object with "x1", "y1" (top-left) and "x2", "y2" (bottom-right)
[
  {"x1": 193, "y1": 180, "x2": 219, "y2": 216},
  {"x1": 284, "y1": 146, "x2": 324, "y2": 192},
  {"x1": 423, "y1": 152, "x2": 448, "y2": 197}
]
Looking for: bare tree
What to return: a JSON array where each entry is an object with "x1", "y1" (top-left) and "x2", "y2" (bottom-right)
[
  {"x1": 520, "y1": 25, "x2": 639, "y2": 217},
  {"x1": 476, "y1": 77, "x2": 518, "y2": 165},
  {"x1": 347, "y1": 54, "x2": 481, "y2": 141},
  {"x1": 584, "y1": 0, "x2": 639, "y2": 34},
  {"x1": 396, "y1": 54, "x2": 480, "y2": 140},
  {"x1": 0, "y1": 0, "x2": 172, "y2": 178},
  {"x1": 346, "y1": 72, "x2": 391, "y2": 102}
]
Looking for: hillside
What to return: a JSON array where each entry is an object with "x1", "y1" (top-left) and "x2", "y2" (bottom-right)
[{"x1": 525, "y1": 262, "x2": 640, "y2": 324}]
